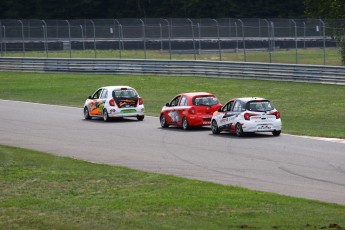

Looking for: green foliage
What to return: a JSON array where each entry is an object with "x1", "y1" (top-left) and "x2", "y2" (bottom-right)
[
  {"x1": 305, "y1": 0, "x2": 345, "y2": 18},
  {"x1": 340, "y1": 40, "x2": 345, "y2": 65},
  {"x1": 1, "y1": 0, "x2": 305, "y2": 19},
  {"x1": 304, "y1": 0, "x2": 345, "y2": 65}
]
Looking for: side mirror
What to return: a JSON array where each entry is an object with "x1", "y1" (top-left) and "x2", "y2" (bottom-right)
[
  {"x1": 218, "y1": 108, "x2": 222, "y2": 112},
  {"x1": 165, "y1": 103, "x2": 170, "y2": 107},
  {"x1": 88, "y1": 96, "x2": 92, "y2": 99}
]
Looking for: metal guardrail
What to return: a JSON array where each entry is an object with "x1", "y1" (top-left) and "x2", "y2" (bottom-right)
[{"x1": 0, "y1": 57, "x2": 345, "y2": 85}]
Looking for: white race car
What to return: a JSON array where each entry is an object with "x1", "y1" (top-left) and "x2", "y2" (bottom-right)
[
  {"x1": 83, "y1": 86, "x2": 145, "y2": 121},
  {"x1": 211, "y1": 97, "x2": 282, "y2": 137}
]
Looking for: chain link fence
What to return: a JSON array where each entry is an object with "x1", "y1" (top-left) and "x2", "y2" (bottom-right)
[{"x1": 0, "y1": 18, "x2": 344, "y2": 65}]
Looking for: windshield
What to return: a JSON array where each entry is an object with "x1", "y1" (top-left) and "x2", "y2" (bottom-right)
[
  {"x1": 193, "y1": 96, "x2": 219, "y2": 106},
  {"x1": 247, "y1": 100, "x2": 275, "y2": 112}
]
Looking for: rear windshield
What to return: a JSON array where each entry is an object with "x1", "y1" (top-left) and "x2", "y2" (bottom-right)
[
  {"x1": 112, "y1": 89, "x2": 138, "y2": 99},
  {"x1": 193, "y1": 96, "x2": 219, "y2": 106},
  {"x1": 247, "y1": 100, "x2": 275, "y2": 112},
  {"x1": 112, "y1": 89, "x2": 139, "y2": 108}
]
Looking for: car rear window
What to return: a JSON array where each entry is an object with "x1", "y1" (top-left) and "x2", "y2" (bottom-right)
[
  {"x1": 112, "y1": 89, "x2": 138, "y2": 99},
  {"x1": 247, "y1": 100, "x2": 275, "y2": 112},
  {"x1": 193, "y1": 96, "x2": 219, "y2": 106},
  {"x1": 112, "y1": 89, "x2": 139, "y2": 108}
]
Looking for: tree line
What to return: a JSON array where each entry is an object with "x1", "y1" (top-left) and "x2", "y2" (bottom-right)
[{"x1": 1, "y1": 0, "x2": 305, "y2": 19}]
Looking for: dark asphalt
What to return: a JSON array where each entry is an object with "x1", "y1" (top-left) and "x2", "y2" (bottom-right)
[{"x1": 1, "y1": 99, "x2": 344, "y2": 204}]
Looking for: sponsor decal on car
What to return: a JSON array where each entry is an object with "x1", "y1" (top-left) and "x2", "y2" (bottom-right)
[{"x1": 168, "y1": 110, "x2": 180, "y2": 123}]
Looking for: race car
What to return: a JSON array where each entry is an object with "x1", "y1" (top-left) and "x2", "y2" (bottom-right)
[
  {"x1": 83, "y1": 86, "x2": 144, "y2": 121},
  {"x1": 160, "y1": 92, "x2": 222, "y2": 130},
  {"x1": 211, "y1": 97, "x2": 282, "y2": 136}
]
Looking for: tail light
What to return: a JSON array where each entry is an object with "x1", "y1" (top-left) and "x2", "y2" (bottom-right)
[
  {"x1": 189, "y1": 107, "x2": 195, "y2": 114},
  {"x1": 109, "y1": 98, "x2": 116, "y2": 106},
  {"x1": 270, "y1": 111, "x2": 281, "y2": 119},
  {"x1": 244, "y1": 112, "x2": 256, "y2": 120},
  {"x1": 138, "y1": 97, "x2": 143, "y2": 105}
]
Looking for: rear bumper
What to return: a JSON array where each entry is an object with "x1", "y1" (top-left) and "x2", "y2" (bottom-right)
[
  {"x1": 242, "y1": 120, "x2": 282, "y2": 132},
  {"x1": 187, "y1": 115, "x2": 212, "y2": 126},
  {"x1": 108, "y1": 106, "x2": 145, "y2": 118}
]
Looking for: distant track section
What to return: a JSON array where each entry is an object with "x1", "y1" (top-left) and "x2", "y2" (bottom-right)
[{"x1": 1, "y1": 57, "x2": 345, "y2": 85}]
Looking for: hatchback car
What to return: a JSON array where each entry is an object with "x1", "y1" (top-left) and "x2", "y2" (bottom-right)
[
  {"x1": 160, "y1": 92, "x2": 222, "y2": 130},
  {"x1": 211, "y1": 97, "x2": 282, "y2": 136},
  {"x1": 83, "y1": 86, "x2": 144, "y2": 121}
]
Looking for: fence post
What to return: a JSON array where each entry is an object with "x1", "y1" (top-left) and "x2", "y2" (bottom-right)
[
  {"x1": 41, "y1": 20, "x2": 48, "y2": 58},
  {"x1": 65, "y1": 20, "x2": 71, "y2": 58},
  {"x1": 159, "y1": 23, "x2": 163, "y2": 51},
  {"x1": 2, "y1": 26, "x2": 6, "y2": 55},
  {"x1": 18, "y1": 20, "x2": 25, "y2": 57},
  {"x1": 228, "y1": 18, "x2": 232, "y2": 37},
  {"x1": 237, "y1": 19, "x2": 246, "y2": 62},
  {"x1": 303, "y1": 22, "x2": 306, "y2": 49},
  {"x1": 0, "y1": 20, "x2": 2, "y2": 57},
  {"x1": 80, "y1": 25, "x2": 86, "y2": 50},
  {"x1": 291, "y1": 19, "x2": 298, "y2": 64},
  {"x1": 139, "y1": 19, "x2": 146, "y2": 59},
  {"x1": 319, "y1": 19, "x2": 326, "y2": 65},
  {"x1": 271, "y1": 22, "x2": 275, "y2": 52},
  {"x1": 197, "y1": 23, "x2": 201, "y2": 54},
  {"x1": 187, "y1": 18, "x2": 196, "y2": 60},
  {"x1": 162, "y1": 19, "x2": 171, "y2": 60},
  {"x1": 234, "y1": 22, "x2": 238, "y2": 53},
  {"x1": 119, "y1": 24, "x2": 124, "y2": 58},
  {"x1": 114, "y1": 19, "x2": 122, "y2": 59},
  {"x1": 264, "y1": 19, "x2": 272, "y2": 63},
  {"x1": 89, "y1": 20, "x2": 96, "y2": 58},
  {"x1": 213, "y1": 19, "x2": 222, "y2": 61}
]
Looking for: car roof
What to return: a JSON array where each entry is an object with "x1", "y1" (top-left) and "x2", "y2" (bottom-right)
[
  {"x1": 230, "y1": 97, "x2": 268, "y2": 103},
  {"x1": 180, "y1": 92, "x2": 215, "y2": 97},
  {"x1": 102, "y1": 86, "x2": 134, "y2": 91}
]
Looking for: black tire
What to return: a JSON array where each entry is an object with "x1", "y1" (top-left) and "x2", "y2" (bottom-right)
[
  {"x1": 211, "y1": 120, "x2": 220, "y2": 134},
  {"x1": 137, "y1": 115, "x2": 144, "y2": 121},
  {"x1": 235, "y1": 123, "x2": 244, "y2": 137},
  {"x1": 272, "y1": 130, "x2": 281, "y2": 136},
  {"x1": 103, "y1": 109, "x2": 110, "y2": 122},
  {"x1": 160, "y1": 115, "x2": 169, "y2": 128},
  {"x1": 84, "y1": 107, "x2": 91, "y2": 120},
  {"x1": 182, "y1": 117, "x2": 190, "y2": 130}
]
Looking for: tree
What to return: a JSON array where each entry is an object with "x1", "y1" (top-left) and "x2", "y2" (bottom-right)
[
  {"x1": 305, "y1": 0, "x2": 345, "y2": 65},
  {"x1": 304, "y1": 0, "x2": 345, "y2": 18}
]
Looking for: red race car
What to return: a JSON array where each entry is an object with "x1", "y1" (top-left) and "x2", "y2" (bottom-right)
[{"x1": 160, "y1": 92, "x2": 222, "y2": 130}]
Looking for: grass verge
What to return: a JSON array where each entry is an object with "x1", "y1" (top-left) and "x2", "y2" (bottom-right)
[
  {"x1": 0, "y1": 71, "x2": 344, "y2": 138},
  {"x1": 1, "y1": 145, "x2": 344, "y2": 229},
  {"x1": 2, "y1": 48, "x2": 343, "y2": 66}
]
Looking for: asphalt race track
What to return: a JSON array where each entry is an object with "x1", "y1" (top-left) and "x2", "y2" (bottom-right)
[{"x1": 1, "y1": 99, "x2": 345, "y2": 205}]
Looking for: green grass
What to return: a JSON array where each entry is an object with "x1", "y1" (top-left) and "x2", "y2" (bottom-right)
[
  {"x1": 1, "y1": 145, "x2": 344, "y2": 229},
  {"x1": 2, "y1": 48, "x2": 343, "y2": 66},
  {"x1": 0, "y1": 71, "x2": 344, "y2": 138}
]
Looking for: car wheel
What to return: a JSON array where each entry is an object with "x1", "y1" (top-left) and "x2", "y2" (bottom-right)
[
  {"x1": 211, "y1": 120, "x2": 220, "y2": 134},
  {"x1": 160, "y1": 115, "x2": 169, "y2": 128},
  {"x1": 182, "y1": 117, "x2": 190, "y2": 130},
  {"x1": 84, "y1": 107, "x2": 91, "y2": 120},
  {"x1": 103, "y1": 109, "x2": 110, "y2": 122},
  {"x1": 272, "y1": 130, "x2": 281, "y2": 136},
  {"x1": 235, "y1": 123, "x2": 244, "y2": 137},
  {"x1": 137, "y1": 115, "x2": 144, "y2": 121}
]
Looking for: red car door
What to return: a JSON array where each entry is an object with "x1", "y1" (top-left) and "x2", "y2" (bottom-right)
[{"x1": 164, "y1": 95, "x2": 181, "y2": 125}]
